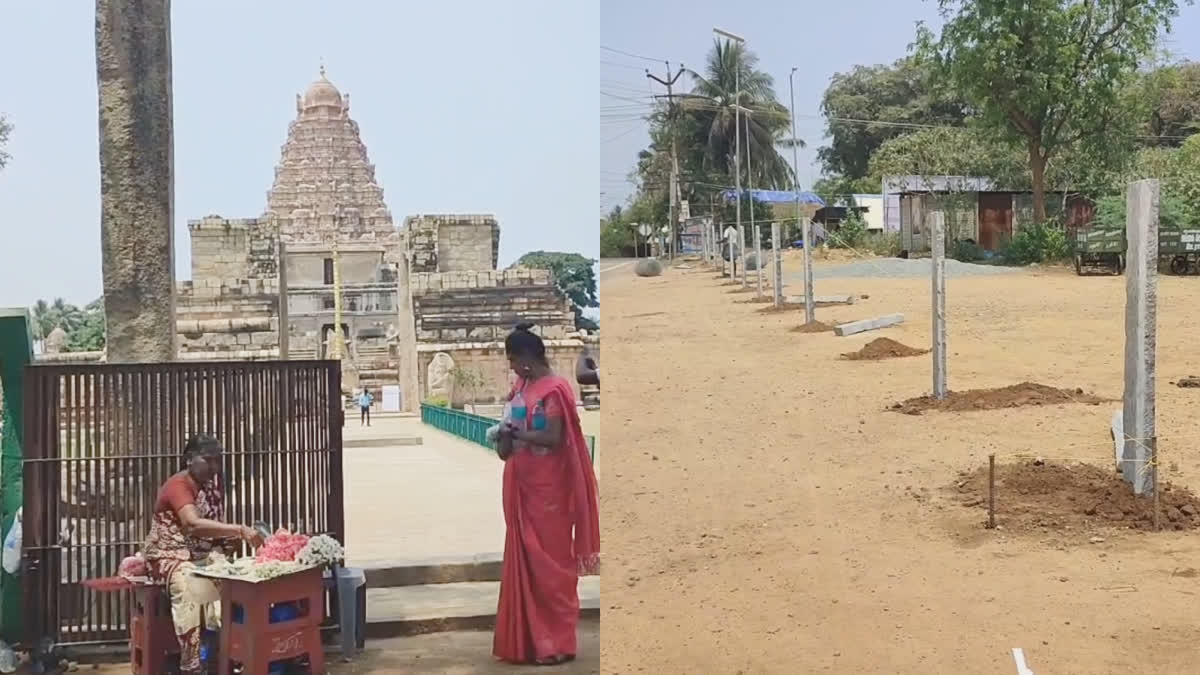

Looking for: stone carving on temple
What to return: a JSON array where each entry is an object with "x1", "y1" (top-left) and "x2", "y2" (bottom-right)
[{"x1": 427, "y1": 352, "x2": 455, "y2": 400}]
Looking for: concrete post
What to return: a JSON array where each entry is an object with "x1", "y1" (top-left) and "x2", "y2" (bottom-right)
[
  {"x1": 931, "y1": 212, "x2": 948, "y2": 399},
  {"x1": 802, "y1": 218, "x2": 815, "y2": 324},
  {"x1": 1122, "y1": 179, "x2": 1159, "y2": 495},
  {"x1": 754, "y1": 224, "x2": 764, "y2": 298},
  {"x1": 96, "y1": 0, "x2": 176, "y2": 363},
  {"x1": 738, "y1": 224, "x2": 747, "y2": 287},
  {"x1": 771, "y1": 222, "x2": 783, "y2": 307}
]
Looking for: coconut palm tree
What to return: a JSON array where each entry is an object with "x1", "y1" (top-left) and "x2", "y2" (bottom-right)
[{"x1": 681, "y1": 39, "x2": 798, "y2": 190}]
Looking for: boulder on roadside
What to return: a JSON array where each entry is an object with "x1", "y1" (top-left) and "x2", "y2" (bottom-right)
[{"x1": 635, "y1": 259, "x2": 664, "y2": 277}]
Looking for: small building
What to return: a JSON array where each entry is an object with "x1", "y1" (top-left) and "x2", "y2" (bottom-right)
[
  {"x1": 719, "y1": 189, "x2": 826, "y2": 241},
  {"x1": 813, "y1": 194, "x2": 885, "y2": 232},
  {"x1": 882, "y1": 175, "x2": 1094, "y2": 253}
]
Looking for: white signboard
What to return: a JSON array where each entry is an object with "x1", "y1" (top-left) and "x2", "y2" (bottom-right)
[
  {"x1": 679, "y1": 200, "x2": 690, "y2": 221},
  {"x1": 381, "y1": 385, "x2": 401, "y2": 412},
  {"x1": 637, "y1": 223, "x2": 653, "y2": 237}
]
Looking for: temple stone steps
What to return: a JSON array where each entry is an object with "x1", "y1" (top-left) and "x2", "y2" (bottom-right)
[{"x1": 365, "y1": 576, "x2": 600, "y2": 638}]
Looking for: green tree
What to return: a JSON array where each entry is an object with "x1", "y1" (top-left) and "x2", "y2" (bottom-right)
[
  {"x1": 512, "y1": 252, "x2": 599, "y2": 331},
  {"x1": 922, "y1": 0, "x2": 1183, "y2": 222},
  {"x1": 819, "y1": 56, "x2": 969, "y2": 180},
  {"x1": 679, "y1": 39, "x2": 796, "y2": 190},
  {"x1": 1138, "y1": 60, "x2": 1200, "y2": 145},
  {"x1": 867, "y1": 126, "x2": 1028, "y2": 188},
  {"x1": 66, "y1": 299, "x2": 106, "y2": 352}
]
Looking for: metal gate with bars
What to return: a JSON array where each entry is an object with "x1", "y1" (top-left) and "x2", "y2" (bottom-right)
[{"x1": 21, "y1": 360, "x2": 344, "y2": 647}]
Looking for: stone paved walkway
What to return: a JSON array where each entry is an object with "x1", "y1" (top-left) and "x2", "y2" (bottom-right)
[{"x1": 343, "y1": 417, "x2": 505, "y2": 566}]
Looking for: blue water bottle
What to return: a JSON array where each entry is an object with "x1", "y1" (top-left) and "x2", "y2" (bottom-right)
[
  {"x1": 509, "y1": 390, "x2": 527, "y2": 452},
  {"x1": 531, "y1": 400, "x2": 547, "y2": 431}
]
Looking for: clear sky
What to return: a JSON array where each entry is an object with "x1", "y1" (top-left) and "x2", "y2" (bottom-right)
[
  {"x1": 0, "y1": 1, "x2": 598, "y2": 309},
  {"x1": 600, "y1": 0, "x2": 1200, "y2": 215}
]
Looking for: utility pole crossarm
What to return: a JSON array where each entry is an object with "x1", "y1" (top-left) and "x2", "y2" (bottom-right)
[{"x1": 646, "y1": 61, "x2": 687, "y2": 261}]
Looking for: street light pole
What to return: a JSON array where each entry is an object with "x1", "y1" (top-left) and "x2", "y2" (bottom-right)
[
  {"x1": 789, "y1": 67, "x2": 815, "y2": 324},
  {"x1": 714, "y1": 27, "x2": 746, "y2": 287}
]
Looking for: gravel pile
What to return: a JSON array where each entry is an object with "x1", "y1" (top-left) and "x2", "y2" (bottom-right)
[{"x1": 793, "y1": 257, "x2": 1019, "y2": 280}]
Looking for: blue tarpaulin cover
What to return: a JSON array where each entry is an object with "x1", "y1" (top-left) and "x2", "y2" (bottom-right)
[{"x1": 721, "y1": 189, "x2": 825, "y2": 206}]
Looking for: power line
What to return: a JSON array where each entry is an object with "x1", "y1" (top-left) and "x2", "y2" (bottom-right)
[
  {"x1": 600, "y1": 45, "x2": 665, "y2": 63},
  {"x1": 602, "y1": 126, "x2": 644, "y2": 144},
  {"x1": 601, "y1": 60, "x2": 645, "y2": 71}
]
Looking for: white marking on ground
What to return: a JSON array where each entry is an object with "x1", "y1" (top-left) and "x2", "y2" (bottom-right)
[{"x1": 1012, "y1": 647, "x2": 1033, "y2": 675}]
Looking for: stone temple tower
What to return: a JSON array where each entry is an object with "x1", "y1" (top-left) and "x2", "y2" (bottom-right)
[{"x1": 265, "y1": 67, "x2": 397, "y2": 245}]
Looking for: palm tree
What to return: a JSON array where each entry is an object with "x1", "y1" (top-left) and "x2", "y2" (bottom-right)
[
  {"x1": 682, "y1": 39, "x2": 797, "y2": 190},
  {"x1": 31, "y1": 299, "x2": 53, "y2": 341}
]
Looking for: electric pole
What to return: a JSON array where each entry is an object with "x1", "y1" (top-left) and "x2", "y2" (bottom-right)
[{"x1": 647, "y1": 61, "x2": 685, "y2": 261}]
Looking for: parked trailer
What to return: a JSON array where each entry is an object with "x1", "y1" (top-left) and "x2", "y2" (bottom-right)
[
  {"x1": 1158, "y1": 228, "x2": 1200, "y2": 275},
  {"x1": 1072, "y1": 227, "x2": 1125, "y2": 275}
]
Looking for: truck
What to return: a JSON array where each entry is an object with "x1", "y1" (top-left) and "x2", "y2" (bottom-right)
[{"x1": 1072, "y1": 226, "x2": 1125, "y2": 275}]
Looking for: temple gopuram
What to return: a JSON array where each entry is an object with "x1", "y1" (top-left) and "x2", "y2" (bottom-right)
[{"x1": 173, "y1": 69, "x2": 593, "y2": 410}]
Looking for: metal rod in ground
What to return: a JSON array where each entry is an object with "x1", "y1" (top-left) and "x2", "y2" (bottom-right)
[
  {"x1": 987, "y1": 454, "x2": 996, "y2": 529},
  {"x1": 1151, "y1": 436, "x2": 1160, "y2": 531},
  {"x1": 930, "y1": 212, "x2": 948, "y2": 399},
  {"x1": 771, "y1": 222, "x2": 783, "y2": 308}
]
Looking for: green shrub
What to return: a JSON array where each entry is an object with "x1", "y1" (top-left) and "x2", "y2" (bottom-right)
[
  {"x1": 951, "y1": 240, "x2": 985, "y2": 263},
  {"x1": 1002, "y1": 222, "x2": 1069, "y2": 265},
  {"x1": 831, "y1": 212, "x2": 867, "y2": 249},
  {"x1": 424, "y1": 396, "x2": 450, "y2": 408},
  {"x1": 862, "y1": 232, "x2": 901, "y2": 257}
]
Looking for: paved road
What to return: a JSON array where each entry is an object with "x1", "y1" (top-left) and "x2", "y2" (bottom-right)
[{"x1": 598, "y1": 258, "x2": 640, "y2": 276}]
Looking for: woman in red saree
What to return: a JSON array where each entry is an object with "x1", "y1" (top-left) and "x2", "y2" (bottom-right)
[
  {"x1": 494, "y1": 323, "x2": 600, "y2": 666},
  {"x1": 141, "y1": 433, "x2": 265, "y2": 674}
]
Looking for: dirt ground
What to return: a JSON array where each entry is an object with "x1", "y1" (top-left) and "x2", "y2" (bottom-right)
[{"x1": 601, "y1": 253, "x2": 1200, "y2": 674}]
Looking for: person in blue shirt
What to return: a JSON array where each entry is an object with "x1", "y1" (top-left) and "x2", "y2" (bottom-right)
[{"x1": 357, "y1": 388, "x2": 373, "y2": 426}]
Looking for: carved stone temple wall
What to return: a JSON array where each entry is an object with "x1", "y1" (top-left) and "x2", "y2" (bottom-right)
[{"x1": 174, "y1": 69, "x2": 593, "y2": 406}]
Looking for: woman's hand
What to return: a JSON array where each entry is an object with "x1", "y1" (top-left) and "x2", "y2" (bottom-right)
[
  {"x1": 240, "y1": 525, "x2": 266, "y2": 548},
  {"x1": 497, "y1": 426, "x2": 515, "y2": 460}
]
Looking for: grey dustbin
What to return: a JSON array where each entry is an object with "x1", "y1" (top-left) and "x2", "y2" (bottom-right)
[{"x1": 324, "y1": 566, "x2": 367, "y2": 659}]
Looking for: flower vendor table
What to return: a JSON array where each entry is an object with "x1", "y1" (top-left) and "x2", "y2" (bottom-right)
[{"x1": 193, "y1": 565, "x2": 326, "y2": 675}]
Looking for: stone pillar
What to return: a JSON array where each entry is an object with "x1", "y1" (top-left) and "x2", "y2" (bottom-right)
[
  {"x1": 276, "y1": 237, "x2": 289, "y2": 359},
  {"x1": 738, "y1": 224, "x2": 746, "y2": 287},
  {"x1": 754, "y1": 224, "x2": 764, "y2": 299},
  {"x1": 1122, "y1": 179, "x2": 1159, "y2": 495},
  {"x1": 395, "y1": 240, "x2": 420, "y2": 413},
  {"x1": 96, "y1": 0, "x2": 176, "y2": 362},
  {"x1": 771, "y1": 222, "x2": 783, "y2": 308},
  {"x1": 801, "y1": 217, "x2": 815, "y2": 325},
  {"x1": 931, "y1": 212, "x2": 948, "y2": 400}
]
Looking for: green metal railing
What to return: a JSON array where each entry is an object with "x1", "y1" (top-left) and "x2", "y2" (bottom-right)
[{"x1": 421, "y1": 403, "x2": 596, "y2": 464}]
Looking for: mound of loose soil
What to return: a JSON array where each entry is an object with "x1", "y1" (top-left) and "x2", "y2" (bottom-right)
[
  {"x1": 951, "y1": 459, "x2": 1200, "y2": 532},
  {"x1": 841, "y1": 337, "x2": 929, "y2": 361},
  {"x1": 891, "y1": 382, "x2": 1108, "y2": 415},
  {"x1": 757, "y1": 301, "x2": 806, "y2": 313},
  {"x1": 1175, "y1": 376, "x2": 1200, "y2": 388},
  {"x1": 734, "y1": 296, "x2": 774, "y2": 304},
  {"x1": 789, "y1": 321, "x2": 833, "y2": 334}
]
